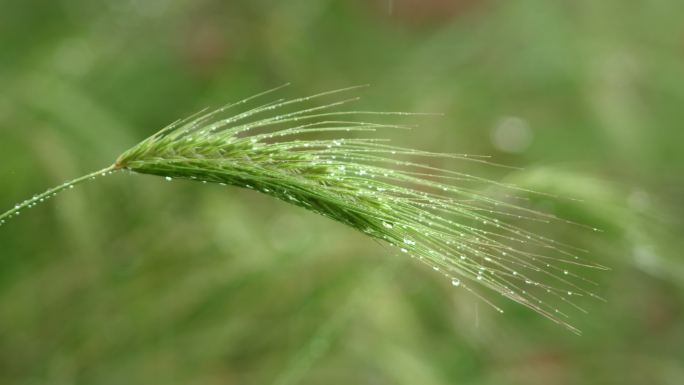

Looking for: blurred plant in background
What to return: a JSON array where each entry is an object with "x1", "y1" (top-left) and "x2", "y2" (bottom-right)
[{"x1": 0, "y1": 0, "x2": 682, "y2": 384}]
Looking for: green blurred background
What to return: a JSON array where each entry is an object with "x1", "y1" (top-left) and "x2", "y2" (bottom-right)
[{"x1": 1, "y1": 0, "x2": 683, "y2": 384}]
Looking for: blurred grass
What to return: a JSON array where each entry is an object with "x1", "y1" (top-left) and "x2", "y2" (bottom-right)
[{"x1": 1, "y1": 0, "x2": 683, "y2": 384}]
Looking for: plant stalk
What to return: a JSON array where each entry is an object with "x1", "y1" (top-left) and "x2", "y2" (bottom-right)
[{"x1": 0, "y1": 165, "x2": 118, "y2": 224}]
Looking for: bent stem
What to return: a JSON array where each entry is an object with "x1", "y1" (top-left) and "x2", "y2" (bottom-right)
[{"x1": 0, "y1": 165, "x2": 118, "y2": 224}]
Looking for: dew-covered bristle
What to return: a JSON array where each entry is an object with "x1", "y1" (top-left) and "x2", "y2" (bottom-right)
[{"x1": 109, "y1": 86, "x2": 605, "y2": 333}]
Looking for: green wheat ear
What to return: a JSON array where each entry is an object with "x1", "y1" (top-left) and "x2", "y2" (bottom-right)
[{"x1": 1, "y1": 85, "x2": 606, "y2": 333}]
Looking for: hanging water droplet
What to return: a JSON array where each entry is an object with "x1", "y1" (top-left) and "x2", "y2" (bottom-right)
[
  {"x1": 403, "y1": 238, "x2": 416, "y2": 246},
  {"x1": 165, "y1": 177, "x2": 173, "y2": 181}
]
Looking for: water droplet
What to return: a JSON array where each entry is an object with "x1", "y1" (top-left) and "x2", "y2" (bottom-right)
[
  {"x1": 165, "y1": 177, "x2": 173, "y2": 181},
  {"x1": 451, "y1": 279, "x2": 461, "y2": 287},
  {"x1": 382, "y1": 222, "x2": 393, "y2": 229}
]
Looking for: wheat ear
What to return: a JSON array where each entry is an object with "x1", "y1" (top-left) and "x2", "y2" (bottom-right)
[{"x1": 0, "y1": 85, "x2": 606, "y2": 333}]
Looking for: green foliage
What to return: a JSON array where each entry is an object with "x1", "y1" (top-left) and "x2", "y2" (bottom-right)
[{"x1": 1, "y1": 1, "x2": 683, "y2": 384}]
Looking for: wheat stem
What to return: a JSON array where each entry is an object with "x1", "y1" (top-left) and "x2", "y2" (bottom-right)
[{"x1": 0, "y1": 165, "x2": 117, "y2": 224}]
